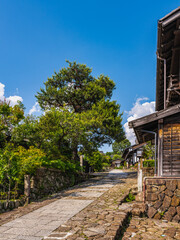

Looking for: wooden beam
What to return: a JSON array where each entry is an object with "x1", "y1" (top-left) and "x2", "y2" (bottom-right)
[{"x1": 129, "y1": 104, "x2": 180, "y2": 128}]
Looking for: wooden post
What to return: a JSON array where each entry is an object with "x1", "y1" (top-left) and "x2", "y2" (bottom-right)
[
  {"x1": 80, "y1": 155, "x2": 83, "y2": 172},
  {"x1": 158, "y1": 119, "x2": 163, "y2": 176},
  {"x1": 24, "y1": 175, "x2": 30, "y2": 203}
]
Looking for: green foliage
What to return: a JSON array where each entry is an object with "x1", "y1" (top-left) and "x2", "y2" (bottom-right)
[
  {"x1": 84, "y1": 151, "x2": 110, "y2": 172},
  {"x1": 36, "y1": 61, "x2": 115, "y2": 112},
  {"x1": 12, "y1": 115, "x2": 41, "y2": 149},
  {"x1": 36, "y1": 61, "x2": 125, "y2": 161},
  {"x1": 113, "y1": 154, "x2": 122, "y2": 160},
  {"x1": 42, "y1": 158, "x2": 80, "y2": 173},
  {"x1": 143, "y1": 160, "x2": 155, "y2": 168},
  {"x1": 124, "y1": 192, "x2": 135, "y2": 202},
  {"x1": 0, "y1": 100, "x2": 24, "y2": 147},
  {"x1": 0, "y1": 61, "x2": 125, "y2": 200},
  {"x1": 85, "y1": 151, "x2": 103, "y2": 172},
  {"x1": 115, "y1": 166, "x2": 123, "y2": 169},
  {"x1": 0, "y1": 144, "x2": 45, "y2": 200},
  {"x1": 142, "y1": 141, "x2": 155, "y2": 159},
  {"x1": 112, "y1": 139, "x2": 131, "y2": 154}
]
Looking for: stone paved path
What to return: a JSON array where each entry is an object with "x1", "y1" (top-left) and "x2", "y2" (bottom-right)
[
  {"x1": 122, "y1": 217, "x2": 180, "y2": 240},
  {"x1": 0, "y1": 170, "x2": 128, "y2": 240}
]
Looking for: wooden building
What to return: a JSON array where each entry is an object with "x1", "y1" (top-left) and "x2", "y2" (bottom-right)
[
  {"x1": 122, "y1": 143, "x2": 146, "y2": 166},
  {"x1": 129, "y1": 8, "x2": 180, "y2": 177}
]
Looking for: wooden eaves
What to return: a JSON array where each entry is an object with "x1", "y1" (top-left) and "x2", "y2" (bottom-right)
[
  {"x1": 122, "y1": 143, "x2": 147, "y2": 160},
  {"x1": 156, "y1": 7, "x2": 180, "y2": 111},
  {"x1": 128, "y1": 103, "x2": 180, "y2": 143}
]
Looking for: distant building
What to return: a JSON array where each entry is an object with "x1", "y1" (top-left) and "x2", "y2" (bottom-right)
[{"x1": 122, "y1": 143, "x2": 146, "y2": 166}]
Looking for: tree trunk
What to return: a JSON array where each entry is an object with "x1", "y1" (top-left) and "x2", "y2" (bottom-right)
[{"x1": 72, "y1": 145, "x2": 79, "y2": 163}]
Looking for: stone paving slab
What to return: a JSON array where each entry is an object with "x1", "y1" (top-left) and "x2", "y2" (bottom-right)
[
  {"x1": 0, "y1": 170, "x2": 126, "y2": 240},
  {"x1": 0, "y1": 199, "x2": 93, "y2": 239}
]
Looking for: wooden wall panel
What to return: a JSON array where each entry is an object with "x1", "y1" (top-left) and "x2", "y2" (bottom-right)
[{"x1": 162, "y1": 123, "x2": 180, "y2": 176}]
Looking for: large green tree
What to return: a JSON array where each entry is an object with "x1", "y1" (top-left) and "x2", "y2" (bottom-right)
[
  {"x1": 36, "y1": 61, "x2": 125, "y2": 161},
  {"x1": 36, "y1": 61, "x2": 115, "y2": 112}
]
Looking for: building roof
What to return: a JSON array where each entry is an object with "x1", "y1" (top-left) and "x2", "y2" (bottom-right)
[
  {"x1": 122, "y1": 142, "x2": 146, "y2": 160},
  {"x1": 129, "y1": 103, "x2": 180, "y2": 143},
  {"x1": 156, "y1": 7, "x2": 180, "y2": 111}
]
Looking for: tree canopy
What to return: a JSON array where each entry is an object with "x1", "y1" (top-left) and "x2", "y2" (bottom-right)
[
  {"x1": 36, "y1": 61, "x2": 115, "y2": 112},
  {"x1": 36, "y1": 61, "x2": 125, "y2": 161},
  {"x1": 112, "y1": 139, "x2": 131, "y2": 155}
]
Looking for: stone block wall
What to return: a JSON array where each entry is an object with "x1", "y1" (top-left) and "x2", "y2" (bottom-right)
[
  {"x1": 29, "y1": 167, "x2": 89, "y2": 200},
  {"x1": 142, "y1": 167, "x2": 154, "y2": 178},
  {"x1": 0, "y1": 198, "x2": 26, "y2": 214},
  {"x1": 145, "y1": 178, "x2": 180, "y2": 222}
]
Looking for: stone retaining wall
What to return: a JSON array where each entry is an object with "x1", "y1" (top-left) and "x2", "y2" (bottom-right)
[
  {"x1": 0, "y1": 198, "x2": 26, "y2": 214},
  {"x1": 145, "y1": 178, "x2": 180, "y2": 222},
  {"x1": 29, "y1": 168, "x2": 89, "y2": 200}
]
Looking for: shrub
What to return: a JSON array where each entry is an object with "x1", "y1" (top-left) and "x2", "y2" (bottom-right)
[{"x1": 143, "y1": 159, "x2": 155, "y2": 168}]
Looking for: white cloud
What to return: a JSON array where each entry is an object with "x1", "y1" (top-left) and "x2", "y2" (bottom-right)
[
  {"x1": 0, "y1": 82, "x2": 23, "y2": 106},
  {"x1": 29, "y1": 102, "x2": 41, "y2": 115},
  {"x1": 124, "y1": 97, "x2": 155, "y2": 145},
  {"x1": 0, "y1": 83, "x2": 5, "y2": 100},
  {"x1": 6, "y1": 96, "x2": 23, "y2": 107}
]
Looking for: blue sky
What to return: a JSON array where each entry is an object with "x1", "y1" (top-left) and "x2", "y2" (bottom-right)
[{"x1": 0, "y1": 0, "x2": 179, "y2": 152}]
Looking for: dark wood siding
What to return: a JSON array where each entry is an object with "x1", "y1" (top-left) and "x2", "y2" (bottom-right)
[{"x1": 163, "y1": 122, "x2": 180, "y2": 176}]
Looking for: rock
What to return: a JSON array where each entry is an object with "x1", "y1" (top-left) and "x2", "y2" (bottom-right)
[
  {"x1": 135, "y1": 192, "x2": 143, "y2": 202},
  {"x1": 15, "y1": 200, "x2": 20, "y2": 208},
  {"x1": 159, "y1": 185, "x2": 166, "y2": 192},
  {"x1": 9, "y1": 201, "x2": 14, "y2": 209},
  {"x1": 172, "y1": 214, "x2": 180, "y2": 223},
  {"x1": 167, "y1": 207, "x2": 177, "y2": 217},
  {"x1": 146, "y1": 193, "x2": 158, "y2": 201},
  {"x1": 171, "y1": 196, "x2": 180, "y2": 207},
  {"x1": 158, "y1": 192, "x2": 165, "y2": 201},
  {"x1": 154, "y1": 212, "x2": 161, "y2": 220},
  {"x1": 163, "y1": 211, "x2": 173, "y2": 221},
  {"x1": 148, "y1": 207, "x2": 157, "y2": 218},
  {"x1": 146, "y1": 185, "x2": 159, "y2": 193},
  {"x1": 175, "y1": 189, "x2": 180, "y2": 197},
  {"x1": 165, "y1": 189, "x2": 174, "y2": 197},
  {"x1": 84, "y1": 226, "x2": 106, "y2": 237},
  {"x1": 146, "y1": 179, "x2": 165, "y2": 185},
  {"x1": 153, "y1": 201, "x2": 162, "y2": 210},
  {"x1": 164, "y1": 228, "x2": 176, "y2": 238},
  {"x1": 162, "y1": 195, "x2": 171, "y2": 208},
  {"x1": 166, "y1": 180, "x2": 177, "y2": 191},
  {"x1": 176, "y1": 206, "x2": 180, "y2": 215}
]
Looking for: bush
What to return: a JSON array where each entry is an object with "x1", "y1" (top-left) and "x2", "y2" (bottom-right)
[
  {"x1": 143, "y1": 159, "x2": 155, "y2": 167},
  {"x1": 42, "y1": 158, "x2": 80, "y2": 173},
  {"x1": 0, "y1": 144, "x2": 46, "y2": 200}
]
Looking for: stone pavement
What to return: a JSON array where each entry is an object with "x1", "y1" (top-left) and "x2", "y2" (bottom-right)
[
  {"x1": 42, "y1": 171, "x2": 137, "y2": 240},
  {"x1": 122, "y1": 217, "x2": 180, "y2": 240},
  {"x1": 0, "y1": 169, "x2": 131, "y2": 240}
]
